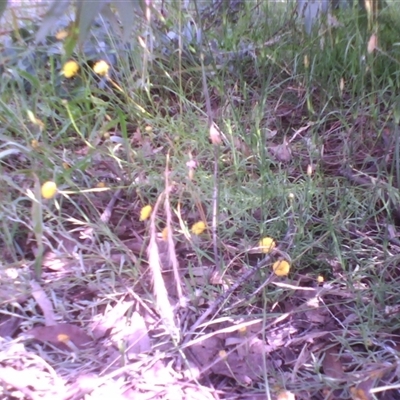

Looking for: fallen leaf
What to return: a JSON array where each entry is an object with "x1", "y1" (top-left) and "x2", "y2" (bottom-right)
[
  {"x1": 188, "y1": 330, "x2": 275, "y2": 384},
  {"x1": 269, "y1": 139, "x2": 292, "y2": 162},
  {"x1": 26, "y1": 323, "x2": 92, "y2": 350},
  {"x1": 322, "y1": 345, "x2": 345, "y2": 380},
  {"x1": 0, "y1": 315, "x2": 22, "y2": 338}
]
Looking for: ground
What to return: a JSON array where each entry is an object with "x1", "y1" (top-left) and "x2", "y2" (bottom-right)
[{"x1": 1, "y1": 1, "x2": 400, "y2": 399}]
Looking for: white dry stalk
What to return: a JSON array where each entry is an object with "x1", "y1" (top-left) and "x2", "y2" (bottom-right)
[
  {"x1": 147, "y1": 192, "x2": 179, "y2": 340},
  {"x1": 30, "y1": 280, "x2": 57, "y2": 326},
  {"x1": 164, "y1": 154, "x2": 183, "y2": 301}
]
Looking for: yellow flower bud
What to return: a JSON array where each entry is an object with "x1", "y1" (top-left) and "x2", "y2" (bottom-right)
[
  {"x1": 258, "y1": 237, "x2": 276, "y2": 254},
  {"x1": 191, "y1": 221, "x2": 207, "y2": 235},
  {"x1": 272, "y1": 259, "x2": 291, "y2": 276},
  {"x1": 41, "y1": 181, "x2": 57, "y2": 199},
  {"x1": 139, "y1": 205, "x2": 152, "y2": 221},
  {"x1": 93, "y1": 60, "x2": 110, "y2": 77},
  {"x1": 62, "y1": 60, "x2": 79, "y2": 78}
]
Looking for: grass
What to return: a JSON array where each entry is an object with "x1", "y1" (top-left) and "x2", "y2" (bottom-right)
[{"x1": 1, "y1": 0, "x2": 400, "y2": 399}]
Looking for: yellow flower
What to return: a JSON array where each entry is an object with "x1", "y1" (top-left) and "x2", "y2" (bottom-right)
[
  {"x1": 93, "y1": 60, "x2": 110, "y2": 77},
  {"x1": 139, "y1": 205, "x2": 152, "y2": 221},
  {"x1": 96, "y1": 182, "x2": 106, "y2": 188},
  {"x1": 258, "y1": 237, "x2": 276, "y2": 254},
  {"x1": 62, "y1": 60, "x2": 79, "y2": 78},
  {"x1": 41, "y1": 181, "x2": 57, "y2": 199},
  {"x1": 272, "y1": 259, "x2": 291, "y2": 277},
  {"x1": 191, "y1": 221, "x2": 207, "y2": 235}
]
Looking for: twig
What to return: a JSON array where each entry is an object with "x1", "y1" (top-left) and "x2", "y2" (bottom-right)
[{"x1": 164, "y1": 152, "x2": 183, "y2": 301}]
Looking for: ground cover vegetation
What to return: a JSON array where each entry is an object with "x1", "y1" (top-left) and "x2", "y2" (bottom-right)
[{"x1": 1, "y1": 0, "x2": 400, "y2": 398}]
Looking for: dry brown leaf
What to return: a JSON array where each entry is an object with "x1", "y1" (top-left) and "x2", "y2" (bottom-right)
[
  {"x1": 269, "y1": 139, "x2": 292, "y2": 162},
  {"x1": 26, "y1": 323, "x2": 92, "y2": 350},
  {"x1": 189, "y1": 331, "x2": 275, "y2": 384},
  {"x1": 232, "y1": 136, "x2": 251, "y2": 156},
  {"x1": 322, "y1": 345, "x2": 345, "y2": 380},
  {"x1": 0, "y1": 315, "x2": 22, "y2": 338}
]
